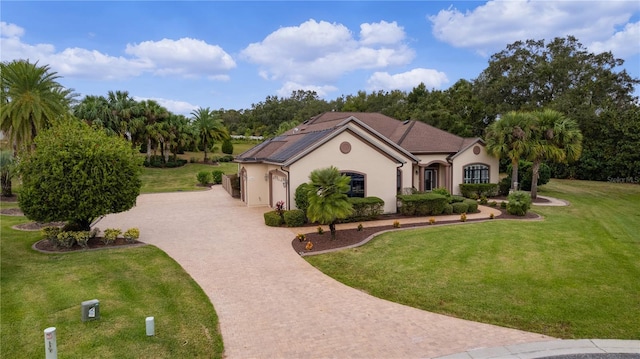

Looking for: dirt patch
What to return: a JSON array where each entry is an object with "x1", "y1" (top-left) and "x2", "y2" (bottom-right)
[{"x1": 292, "y1": 209, "x2": 540, "y2": 255}]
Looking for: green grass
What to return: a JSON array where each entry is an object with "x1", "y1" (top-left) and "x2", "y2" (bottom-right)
[
  {"x1": 140, "y1": 162, "x2": 237, "y2": 193},
  {"x1": 0, "y1": 206, "x2": 224, "y2": 358},
  {"x1": 306, "y1": 180, "x2": 640, "y2": 339}
]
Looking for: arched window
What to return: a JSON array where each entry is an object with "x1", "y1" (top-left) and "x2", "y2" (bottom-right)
[
  {"x1": 342, "y1": 172, "x2": 365, "y2": 198},
  {"x1": 463, "y1": 164, "x2": 489, "y2": 184}
]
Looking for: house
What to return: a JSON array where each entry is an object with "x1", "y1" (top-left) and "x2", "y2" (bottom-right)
[{"x1": 234, "y1": 112, "x2": 498, "y2": 213}]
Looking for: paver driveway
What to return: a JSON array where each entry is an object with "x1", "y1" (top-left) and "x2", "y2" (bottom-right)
[{"x1": 98, "y1": 187, "x2": 552, "y2": 358}]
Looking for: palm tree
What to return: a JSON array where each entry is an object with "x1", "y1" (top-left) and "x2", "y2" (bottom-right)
[
  {"x1": 529, "y1": 109, "x2": 582, "y2": 199},
  {"x1": 485, "y1": 111, "x2": 535, "y2": 191},
  {"x1": 73, "y1": 95, "x2": 111, "y2": 129},
  {"x1": 106, "y1": 90, "x2": 137, "y2": 138},
  {"x1": 136, "y1": 100, "x2": 169, "y2": 161},
  {"x1": 0, "y1": 150, "x2": 16, "y2": 197},
  {"x1": 0, "y1": 60, "x2": 75, "y2": 153},
  {"x1": 306, "y1": 166, "x2": 354, "y2": 240},
  {"x1": 190, "y1": 107, "x2": 229, "y2": 162},
  {"x1": 166, "y1": 114, "x2": 192, "y2": 161}
]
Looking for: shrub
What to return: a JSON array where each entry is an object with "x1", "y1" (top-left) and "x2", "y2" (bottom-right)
[
  {"x1": 74, "y1": 231, "x2": 90, "y2": 248},
  {"x1": 89, "y1": 227, "x2": 100, "y2": 238},
  {"x1": 498, "y1": 177, "x2": 511, "y2": 196},
  {"x1": 489, "y1": 213, "x2": 495, "y2": 219},
  {"x1": 460, "y1": 213, "x2": 467, "y2": 222},
  {"x1": 452, "y1": 202, "x2": 469, "y2": 214},
  {"x1": 431, "y1": 187, "x2": 451, "y2": 198},
  {"x1": 305, "y1": 241, "x2": 313, "y2": 250},
  {"x1": 294, "y1": 183, "x2": 311, "y2": 216},
  {"x1": 357, "y1": 223, "x2": 364, "y2": 231},
  {"x1": 296, "y1": 233, "x2": 306, "y2": 242},
  {"x1": 56, "y1": 231, "x2": 76, "y2": 248},
  {"x1": 103, "y1": 228, "x2": 122, "y2": 245},
  {"x1": 459, "y1": 183, "x2": 499, "y2": 198},
  {"x1": 190, "y1": 157, "x2": 198, "y2": 163},
  {"x1": 317, "y1": 226, "x2": 324, "y2": 235},
  {"x1": 217, "y1": 154, "x2": 234, "y2": 162},
  {"x1": 428, "y1": 217, "x2": 436, "y2": 225},
  {"x1": 397, "y1": 193, "x2": 448, "y2": 216},
  {"x1": 506, "y1": 191, "x2": 532, "y2": 216},
  {"x1": 211, "y1": 170, "x2": 224, "y2": 185},
  {"x1": 275, "y1": 200, "x2": 285, "y2": 219},
  {"x1": 264, "y1": 211, "x2": 283, "y2": 227},
  {"x1": 464, "y1": 199, "x2": 479, "y2": 213},
  {"x1": 41, "y1": 226, "x2": 61, "y2": 247},
  {"x1": 347, "y1": 197, "x2": 384, "y2": 221},
  {"x1": 284, "y1": 209, "x2": 306, "y2": 227},
  {"x1": 123, "y1": 228, "x2": 140, "y2": 243},
  {"x1": 479, "y1": 196, "x2": 488, "y2": 205},
  {"x1": 197, "y1": 171, "x2": 212, "y2": 185},
  {"x1": 393, "y1": 220, "x2": 401, "y2": 228},
  {"x1": 443, "y1": 203, "x2": 453, "y2": 215},
  {"x1": 449, "y1": 195, "x2": 465, "y2": 203},
  {"x1": 489, "y1": 201, "x2": 498, "y2": 207},
  {"x1": 500, "y1": 201, "x2": 507, "y2": 209},
  {"x1": 221, "y1": 139, "x2": 234, "y2": 155}
]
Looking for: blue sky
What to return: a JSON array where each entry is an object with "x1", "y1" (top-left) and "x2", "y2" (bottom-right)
[{"x1": 2, "y1": 1, "x2": 639, "y2": 115}]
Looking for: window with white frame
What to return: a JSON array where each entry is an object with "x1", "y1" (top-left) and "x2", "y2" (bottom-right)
[{"x1": 463, "y1": 164, "x2": 489, "y2": 184}]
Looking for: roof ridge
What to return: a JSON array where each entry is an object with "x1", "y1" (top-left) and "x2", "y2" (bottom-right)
[{"x1": 397, "y1": 120, "x2": 416, "y2": 146}]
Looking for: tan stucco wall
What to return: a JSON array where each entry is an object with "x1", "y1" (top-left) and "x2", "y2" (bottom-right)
[
  {"x1": 287, "y1": 131, "x2": 412, "y2": 213},
  {"x1": 450, "y1": 144, "x2": 499, "y2": 195},
  {"x1": 240, "y1": 163, "x2": 269, "y2": 207}
]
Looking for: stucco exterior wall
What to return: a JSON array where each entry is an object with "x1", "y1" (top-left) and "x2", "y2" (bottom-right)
[
  {"x1": 450, "y1": 144, "x2": 499, "y2": 195},
  {"x1": 240, "y1": 163, "x2": 270, "y2": 207},
  {"x1": 288, "y1": 131, "x2": 410, "y2": 214}
]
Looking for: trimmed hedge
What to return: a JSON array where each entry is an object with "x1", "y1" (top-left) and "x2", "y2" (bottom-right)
[
  {"x1": 450, "y1": 195, "x2": 465, "y2": 203},
  {"x1": 452, "y1": 202, "x2": 469, "y2": 214},
  {"x1": 348, "y1": 197, "x2": 384, "y2": 221},
  {"x1": 197, "y1": 171, "x2": 212, "y2": 185},
  {"x1": 443, "y1": 203, "x2": 453, "y2": 215},
  {"x1": 211, "y1": 170, "x2": 224, "y2": 185},
  {"x1": 397, "y1": 193, "x2": 448, "y2": 216},
  {"x1": 459, "y1": 183, "x2": 499, "y2": 198},
  {"x1": 284, "y1": 209, "x2": 306, "y2": 227},
  {"x1": 464, "y1": 199, "x2": 479, "y2": 213},
  {"x1": 264, "y1": 211, "x2": 283, "y2": 227}
]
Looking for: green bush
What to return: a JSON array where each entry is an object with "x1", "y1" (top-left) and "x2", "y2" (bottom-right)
[
  {"x1": 443, "y1": 203, "x2": 453, "y2": 215},
  {"x1": 498, "y1": 177, "x2": 511, "y2": 196},
  {"x1": 294, "y1": 183, "x2": 311, "y2": 213},
  {"x1": 143, "y1": 155, "x2": 187, "y2": 168},
  {"x1": 464, "y1": 199, "x2": 479, "y2": 213},
  {"x1": 506, "y1": 191, "x2": 532, "y2": 216},
  {"x1": 500, "y1": 201, "x2": 507, "y2": 209},
  {"x1": 211, "y1": 170, "x2": 224, "y2": 185},
  {"x1": 449, "y1": 195, "x2": 465, "y2": 203},
  {"x1": 123, "y1": 228, "x2": 140, "y2": 243},
  {"x1": 197, "y1": 171, "x2": 212, "y2": 185},
  {"x1": 221, "y1": 139, "x2": 234, "y2": 155},
  {"x1": 56, "y1": 231, "x2": 76, "y2": 248},
  {"x1": 506, "y1": 160, "x2": 552, "y2": 191},
  {"x1": 397, "y1": 193, "x2": 448, "y2": 216},
  {"x1": 74, "y1": 231, "x2": 90, "y2": 248},
  {"x1": 431, "y1": 187, "x2": 451, "y2": 197},
  {"x1": 217, "y1": 155, "x2": 234, "y2": 162},
  {"x1": 264, "y1": 211, "x2": 283, "y2": 227},
  {"x1": 452, "y1": 202, "x2": 469, "y2": 214},
  {"x1": 459, "y1": 183, "x2": 499, "y2": 198},
  {"x1": 283, "y1": 209, "x2": 306, "y2": 227},
  {"x1": 103, "y1": 228, "x2": 122, "y2": 245},
  {"x1": 347, "y1": 197, "x2": 384, "y2": 221}
]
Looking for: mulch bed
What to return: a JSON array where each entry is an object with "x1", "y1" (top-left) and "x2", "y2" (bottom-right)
[
  {"x1": 291, "y1": 209, "x2": 540, "y2": 255},
  {"x1": 33, "y1": 237, "x2": 143, "y2": 253}
]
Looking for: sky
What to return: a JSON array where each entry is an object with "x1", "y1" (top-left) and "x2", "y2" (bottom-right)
[{"x1": 1, "y1": 1, "x2": 639, "y2": 116}]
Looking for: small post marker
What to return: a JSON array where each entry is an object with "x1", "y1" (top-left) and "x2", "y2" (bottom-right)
[
  {"x1": 44, "y1": 327, "x2": 57, "y2": 359},
  {"x1": 146, "y1": 316, "x2": 155, "y2": 336}
]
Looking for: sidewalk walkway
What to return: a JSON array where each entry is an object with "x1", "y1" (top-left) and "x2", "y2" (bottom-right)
[{"x1": 97, "y1": 187, "x2": 636, "y2": 358}]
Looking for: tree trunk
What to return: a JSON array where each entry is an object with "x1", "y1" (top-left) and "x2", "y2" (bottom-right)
[
  {"x1": 146, "y1": 138, "x2": 152, "y2": 161},
  {"x1": 530, "y1": 159, "x2": 541, "y2": 200},
  {"x1": 511, "y1": 159, "x2": 519, "y2": 191},
  {"x1": 329, "y1": 222, "x2": 337, "y2": 240}
]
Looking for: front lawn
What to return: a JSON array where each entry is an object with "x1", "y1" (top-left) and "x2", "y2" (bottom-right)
[
  {"x1": 0, "y1": 205, "x2": 224, "y2": 358},
  {"x1": 140, "y1": 162, "x2": 237, "y2": 193},
  {"x1": 306, "y1": 180, "x2": 640, "y2": 338}
]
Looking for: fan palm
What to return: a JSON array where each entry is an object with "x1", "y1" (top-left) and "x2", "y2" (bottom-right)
[
  {"x1": 529, "y1": 109, "x2": 582, "y2": 199},
  {"x1": 0, "y1": 60, "x2": 74, "y2": 153},
  {"x1": 485, "y1": 111, "x2": 534, "y2": 191},
  {"x1": 190, "y1": 107, "x2": 229, "y2": 162},
  {"x1": 306, "y1": 166, "x2": 354, "y2": 240}
]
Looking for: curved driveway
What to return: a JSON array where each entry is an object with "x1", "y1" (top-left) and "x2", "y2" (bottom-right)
[{"x1": 98, "y1": 187, "x2": 551, "y2": 358}]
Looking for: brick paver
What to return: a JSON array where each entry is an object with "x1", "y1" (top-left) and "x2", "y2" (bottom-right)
[{"x1": 98, "y1": 187, "x2": 552, "y2": 358}]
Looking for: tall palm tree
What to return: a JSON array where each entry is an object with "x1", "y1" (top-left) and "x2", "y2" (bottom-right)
[
  {"x1": 166, "y1": 114, "x2": 192, "y2": 161},
  {"x1": 106, "y1": 90, "x2": 137, "y2": 138},
  {"x1": 529, "y1": 109, "x2": 582, "y2": 199},
  {"x1": 0, "y1": 150, "x2": 16, "y2": 197},
  {"x1": 135, "y1": 99, "x2": 169, "y2": 161},
  {"x1": 306, "y1": 166, "x2": 354, "y2": 240},
  {"x1": 73, "y1": 95, "x2": 111, "y2": 129},
  {"x1": 190, "y1": 107, "x2": 229, "y2": 162},
  {"x1": 0, "y1": 60, "x2": 75, "y2": 153},
  {"x1": 485, "y1": 111, "x2": 535, "y2": 191}
]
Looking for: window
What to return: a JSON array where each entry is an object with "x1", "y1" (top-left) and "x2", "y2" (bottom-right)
[
  {"x1": 342, "y1": 172, "x2": 365, "y2": 198},
  {"x1": 464, "y1": 164, "x2": 489, "y2": 184}
]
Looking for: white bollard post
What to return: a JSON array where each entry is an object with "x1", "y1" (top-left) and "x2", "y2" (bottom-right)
[
  {"x1": 145, "y1": 317, "x2": 155, "y2": 336},
  {"x1": 44, "y1": 327, "x2": 57, "y2": 359}
]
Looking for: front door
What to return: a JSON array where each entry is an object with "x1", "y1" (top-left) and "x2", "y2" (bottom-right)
[{"x1": 424, "y1": 169, "x2": 437, "y2": 191}]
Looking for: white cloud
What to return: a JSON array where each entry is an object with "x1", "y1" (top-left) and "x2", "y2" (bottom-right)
[
  {"x1": 429, "y1": 0, "x2": 638, "y2": 57},
  {"x1": 367, "y1": 68, "x2": 449, "y2": 91},
  {"x1": 360, "y1": 20, "x2": 405, "y2": 45},
  {"x1": 0, "y1": 22, "x2": 235, "y2": 81},
  {"x1": 276, "y1": 81, "x2": 338, "y2": 98},
  {"x1": 589, "y1": 21, "x2": 640, "y2": 58},
  {"x1": 241, "y1": 19, "x2": 415, "y2": 86},
  {"x1": 134, "y1": 96, "x2": 198, "y2": 115},
  {"x1": 125, "y1": 38, "x2": 236, "y2": 77}
]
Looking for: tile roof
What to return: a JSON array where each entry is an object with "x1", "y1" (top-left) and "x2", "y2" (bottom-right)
[{"x1": 235, "y1": 112, "x2": 481, "y2": 164}]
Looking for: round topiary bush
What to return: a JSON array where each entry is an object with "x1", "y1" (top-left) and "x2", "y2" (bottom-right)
[
  {"x1": 506, "y1": 191, "x2": 532, "y2": 216},
  {"x1": 452, "y1": 202, "x2": 469, "y2": 214},
  {"x1": 443, "y1": 203, "x2": 453, "y2": 215},
  {"x1": 283, "y1": 209, "x2": 306, "y2": 227},
  {"x1": 464, "y1": 199, "x2": 479, "y2": 213},
  {"x1": 264, "y1": 211, "x2": 283, "y2": 227}
]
